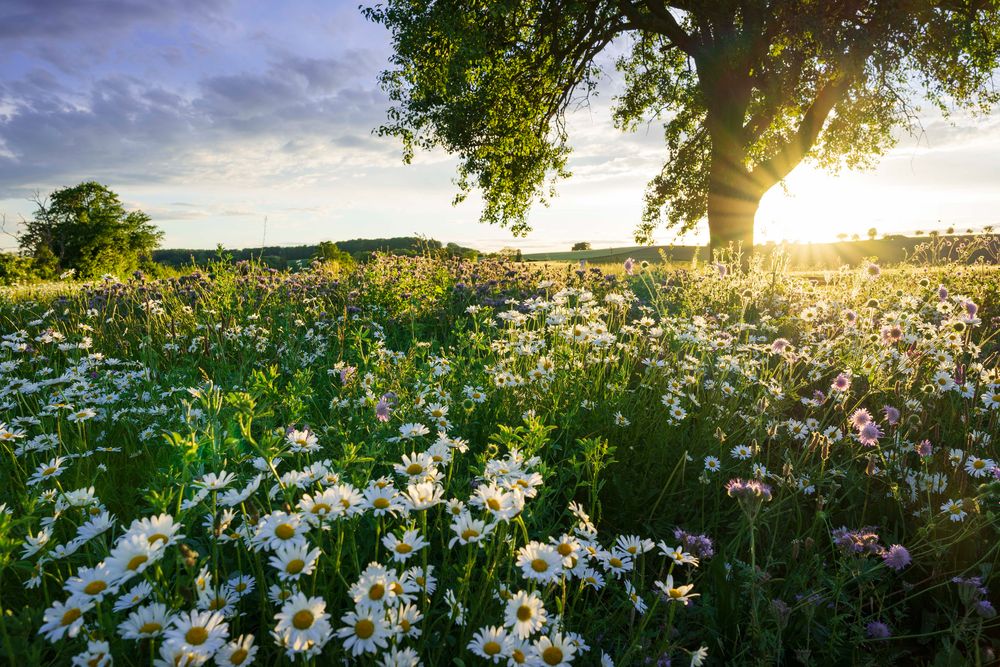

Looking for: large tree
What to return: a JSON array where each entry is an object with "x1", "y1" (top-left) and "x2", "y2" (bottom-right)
[
  {"x1": 20, "y1": 182, "x2": 163, "y2": 278},
  {"x1": 364, "y1": 0, "x2": 1000, "y2": 254}
]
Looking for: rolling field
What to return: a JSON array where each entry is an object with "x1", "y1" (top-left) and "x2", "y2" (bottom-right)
[{"x1": 0, "y1": 254, "x2": 997, "y2": 665}]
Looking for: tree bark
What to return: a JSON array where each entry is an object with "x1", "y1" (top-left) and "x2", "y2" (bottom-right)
[{"x1": 706, "y1": 144, "x2": 761, "y2": 260}]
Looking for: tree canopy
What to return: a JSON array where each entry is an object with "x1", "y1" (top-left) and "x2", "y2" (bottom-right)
[
  {"x1": 19, "y1": 182, "x2": 163, "y2": 279},
  {"x1": 365, "y1": 0, "x2": 1000, "y2": 253}
]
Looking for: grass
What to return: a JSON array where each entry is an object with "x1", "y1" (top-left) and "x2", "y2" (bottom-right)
[{"x1": 0, "y1": 252, "x2": 997, "y2": 666}]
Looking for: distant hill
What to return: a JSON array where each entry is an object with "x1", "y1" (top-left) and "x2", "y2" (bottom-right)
[
  {"x1": 153, "y1": 237, "x2": 479, "y2": 269},
  {"x1": 523, "y1": 234, "x2": 1000, "y2": 267}
]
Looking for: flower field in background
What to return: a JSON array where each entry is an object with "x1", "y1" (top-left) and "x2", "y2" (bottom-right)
[{"x1": 0, "y1": 253, "x2": 997, "y2": 665}]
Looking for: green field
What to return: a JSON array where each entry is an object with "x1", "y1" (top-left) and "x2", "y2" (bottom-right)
[{"x1": 0, "y1": 254, "x2": 997, "y2": 665}]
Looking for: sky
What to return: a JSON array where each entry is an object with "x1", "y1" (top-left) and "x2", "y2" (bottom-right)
[{"x1": 1, "y1": 1, "x2": 999, "y2": 253}]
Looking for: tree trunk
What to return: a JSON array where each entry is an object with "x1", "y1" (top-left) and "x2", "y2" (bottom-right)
[{"x1": 706, "y1": 145, "x2": 761, "y2": 262}]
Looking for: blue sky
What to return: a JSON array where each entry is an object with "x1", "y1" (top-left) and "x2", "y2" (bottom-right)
[{"x1": 1, "y1": 1, "x2": 999, "y2": 252}]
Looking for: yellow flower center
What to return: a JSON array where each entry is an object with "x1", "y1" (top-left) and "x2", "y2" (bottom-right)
[
  {"x1": 556, "y1": 543, "x2": 572, "y2": 556},
  {"x1": 373, "y1": 498, "x2": 390, "y2": 509},
  {"x1": 542, "y1": 646, "x2": 563, "y2": 665},
  {"x1": 208, "y1": 596, "x2": 227, "y2": 610},
  {"x1": 395, "y1": 543, "x2": 413, "y2": 554},
  {"x1": 400, "y1": 619, "x2": 411, "y2": 632},
  {"x1": 406, "y1": 463, "x2": 423, "y2": 475},
  {"x1": 484, "y1": 640, "x2": 502, "y2": 655},
  {"x1": 230, "y1": 648, "x2": 249, "y2": 665},
  {"x1": 138, "y1": 621, "x2": 162, "y2": 634},
  {"x1": 60, "y1": 608, "x2": 82, "y2": 626},
  {"x1": 185, "y1": 626, "x2": 209, "y2": 645},
  {"x1": 487, "y1": 498, "x2": 501, "y2": 511},
  {"x1": 531, "y1": 558, "x2": 549, "y2": 573},
  {"x1": 43, "y1": 467, "x2": 57, "y2": 476},
  {"x1": 83, "y1": 580, "x2": 107, "y2": 596},
  {"x1": 369, "y1": 583, "x2": 385, "y2": 600},
  {"x1": 608, "y1": 557, "x2": 622, "y2": 568},
  {"x1": 292, "y1": 610, "x2": 314, "y2": 630},
  {"x1": 512, "y1": 649, "x2": 526, "y2": 663},
  {"x1": 148, "y1": 533, "x2": 169, "y2": 545},
  {"x1": 127, "y1": 555, "x2": 148, "y2": 571},
  {"x1": 516, "y1": 605, "x2": 532, "y2": 621},
  {"x1": 461, "y1": 529, "x2": 480, "y2": 541},
  {"x1": 274, "y1": 524, "x2": 295, "y2": 540},
  {"x1": 311, "y1": 503, "x2": 332, "y2": 515},
  {"x1": 286, "y1": 559, "x2": 306, "y2": 575},
  {"x1": 354, "y1": 619, "x2": 375, "y2": 639}
]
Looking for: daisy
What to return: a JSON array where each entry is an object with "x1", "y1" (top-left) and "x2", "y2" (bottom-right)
[
  {"x1": 269, "y1": 542, "x2": 321, "y2": 582},
  {"x1": 382, "y1": 528, "x2": 429, "y2": 562},
  {"x1": 105, "y1": 533, "x2": 164, "y2": 580},
  {"x1": 364, "y1": 483, "x2": 404, "y2": 516},
  {"x1": 730, "y1": 444, "x2": 752, "y2": 460},
  {"x1": 614, "y1": 535, "x2": 654, "y2": 557},
  {"x1": 517, "y1": 542, "x2": 564, "y2": 583},
  {"x1": 196, "y1": 471, "x2": 237, "y2": 491},
  {"x1": 216, "y1": 634, "x2": 258, "y2": 666},
  {"x1": 657, "y1": 542, "x2": 699, "y2": 567},
  {"x1": 39, "y1": 596, "x2": 93, "y2": 642},
  {"x1": 71, "y1": 639, "x2": 111, "y2": 667},
  {"x1": 350, "y1": 563, "x2": 395, "y2": 608},
  {"x1": 163, "y1": 609, "x2": 229, "y2": 655},
  {"x1": 119, "y1": 602, "x2": 174, "y2": 640},
  {"x1": 128, "y1": 513, "x2": 185, "y2": 548},
  {"x1": 941, "y1": 499, "x2": 967, "y2": 522},
  {"x1": 286, "y1": 428, "x2": 320, "y2": 453},
  {"x1": 27, "y1": 456, "x2": 67, "y2": 487},
  {"x1": 655, "y1": 575, "x2": 699, "y2": 605},
  {"x1": 402, "y1": 481, "x2": 444, "y2": 511},
  {"x1": 449, "y1": 512, "x2": 494, "y2": 547},
  {"x1": 390, "y1": 603, "x2": 423, "y2": 640},
  {"x1": 504, "y1": 590, "x2": 547, "y2": 638},
  {"x1": 113, "y1": 580, "x2": 153, "y2": 612},
  {"x1": 64, "y1": 563, "x2": 118, "y2": 601},
  {"x1": 469, "y1": 625, "x2": 511, "y2": 662},
  {"x1": 394, "y1": 452, "x2": 435, "y2": 479},
  {"x1": 251, "y1": 511, "x2": 306, "y2": 552},
  {"x1": 273, "y1": 593, "x2": 333, "y2": 656},
  {"x1": 398, "y1": 423, "x2": 430, "y2": 440},
  {"x1": 965, "y1": 456, "x2": 995, "y2": 478},
  {"x1": 533, "y1": 632, "x2": 576, "y2": 666},
  {"x1": 378, "y1": 646, "x2": 423, "y2": 667},
  {"x1": 68, "y1": 407, "x2": 97, "y2": 422},
  {"x1": 703, "y1": 456, "x2": 721, "y2": 473},
  {"x1": 337, "y1": 605, "x2": 390, "y2": 656}
]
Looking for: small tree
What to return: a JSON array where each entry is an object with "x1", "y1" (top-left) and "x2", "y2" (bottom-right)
[
  {"x1": 19, "y1": 182, "x2": 163, "y2": 279},
  {"x1": 571, "y1": 242, "x2": 592, "y2": 251}
]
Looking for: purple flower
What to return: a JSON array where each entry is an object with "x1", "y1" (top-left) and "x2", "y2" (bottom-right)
[
  {"x1": 849, "y1": 408, "x2": 872, "y2": 430},
  {"x1": 865, "y1": 621, "x2": 891, "y2": 639},
  {"x1": 976, "y1": 600, "x2": 996, "y2": 619},
  {"x1": 771, "y1": 338, "x2": 791, "y2": 354},
  {"x1": 858, "y1": 422, "x2": 883, "y2": 447},
  {"x1": 916, "y1": 439, "x2": 933, "y2": 457},
  {"x1": 938, "y1": 284, "x2": 948, "y2": 301},
  {"x1": 339, "y1": 366, "x2": 357, "y2": 385},
  {"x1": 832, "y1": 373, "x2": 851, "y2": 392},
  {"x1": 674, "y1": 528, "x2": 715, "y2": 560},
  {"x1": 882, "y1": 544, "x2": 911, "y2": 571},
  {"x1": 623, "y1": 257, "x2": 635, "y2": 275},
  {"x1": 882, "y1": 405, "x2": 900, "y2": 425},
  {"x1": 726, "y1": 478, "x2": 773, "y2": 502},
  {"x1": 964, "y1": 300, "x2": 978, "y2": 317},
  {"x1": 716, "y1": 262, "x2": 728, "y2": 278}
]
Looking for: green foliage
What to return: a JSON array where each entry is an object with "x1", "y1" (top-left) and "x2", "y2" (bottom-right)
[
  {"x1": 366, "y1": 1, "x2": 1000, "y2": 248},
  {"x1": 18, "y1": 182, "x2": 163, "y2": 279},
  {"x1": 0, "y1": 253, "x2": 36, "y2": 286},
  {"x1": 571, "y1": 242, "x2": 591, "y2": 251}
]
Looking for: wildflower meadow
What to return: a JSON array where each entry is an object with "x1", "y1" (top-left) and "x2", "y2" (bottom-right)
[{"x1": 0, "y1": 252, "x2": 997, "y2": 666}]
